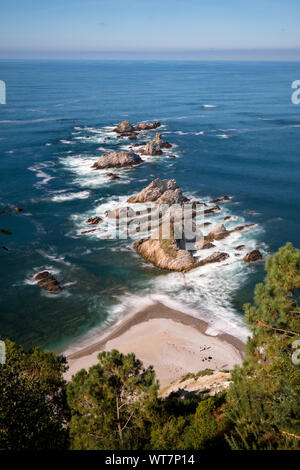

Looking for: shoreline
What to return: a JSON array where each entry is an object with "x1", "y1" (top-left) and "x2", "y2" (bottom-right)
[{"x1": 66, "y1": 302, "x2": 247, "y2": 387}]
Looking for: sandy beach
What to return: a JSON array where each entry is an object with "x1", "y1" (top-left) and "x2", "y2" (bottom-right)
[{"x1": 65, "y1": 302, "x2": 246, "y2": 387}]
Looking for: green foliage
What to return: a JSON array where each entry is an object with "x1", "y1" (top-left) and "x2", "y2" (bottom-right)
[
  {"x1": 150, "y1": 394, "x2": 230, "y2": 450},
  {"x1": 0, "y1": 339, "x2": 69, "y2": 450},
  {"x1": 226, "y1": 243, "x2": 300, "y2": 450},
  {"x1": 67, "y1": 349, "x2": 159, "y2": 450}
]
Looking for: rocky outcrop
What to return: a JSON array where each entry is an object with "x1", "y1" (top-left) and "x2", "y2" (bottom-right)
[
  {"x1": 127, "y1": 178, "x2": 184, "y2": 204},
  {"x1": 114, "y1": 120, "x2": 134, "y2": 134},
  {"x1": 206, "y1": 223, "x2": 257, "y2": 242},
  {"x1": 204, "y1": 205, "x2": 221, "y2": 215},
  {"x1": 86, "y1": 216, "x2": 102, "y2": 225},
  {"x1": 134, "y1": 121, "x2": 161, "y2": 131},
  {"x1": 243, "y1": 250, "x2": 262, "y2": 263},
  {"x1": 34, "y1": 271, "x2": 61, "y2": 292},
  {"x1": 198, "y1": 252, "x2": 229, "y2": 266},
  {"x1": 133, "y1": 237, "x2": 199, "y2": 272},
  {"x1": 209, "y1": 196, "x2": 231, "y2": 204},
  {"x1": 92, "y1": 151, "x2": 143, "y2": 169},
  {"x1": 137, "y1": 133, "x2": 172, "y2": 156},
  {"x1": 207, "y1": 224, "x2": 230, "y2": 241}
]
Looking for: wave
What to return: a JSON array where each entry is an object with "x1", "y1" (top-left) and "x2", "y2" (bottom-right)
[{"x1": 51, "y1": 190, "x2": 90, "y2": 202}]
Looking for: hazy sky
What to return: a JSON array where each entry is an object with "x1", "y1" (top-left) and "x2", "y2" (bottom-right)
[{"x1": 1, "y1": 0, "x2": 300, "y2": 59}]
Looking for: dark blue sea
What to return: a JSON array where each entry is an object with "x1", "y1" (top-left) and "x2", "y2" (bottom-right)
[{"x1": 0, "y1": 60, "x2": 299, "y2": 352}]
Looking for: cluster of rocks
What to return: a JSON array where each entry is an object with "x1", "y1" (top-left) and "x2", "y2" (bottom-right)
[
  {"x1": 34, "y1": 271, "x2": 61, "y2": 292},
  {"x1": 136, "y1": 133, "x2": 172, "y2": 156},
  {"x1": 126, "y1": 179, "x2": 262, "y2": 272},
  {"x1": 114, "y1": 120, "x2": 161, "y2": 141}
]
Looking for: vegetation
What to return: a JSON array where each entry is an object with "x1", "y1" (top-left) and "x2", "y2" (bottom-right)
[
  {"x1": 0, "y1": 339, "x2": 69, "y2": 450},
  {"x1": 0, "y1": 243, "x2": 299, "y2": 450}
]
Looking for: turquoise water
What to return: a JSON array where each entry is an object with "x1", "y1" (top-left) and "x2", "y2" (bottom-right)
[{"x1": 0, "y1": 60, "x2": 299, "y2": 352}]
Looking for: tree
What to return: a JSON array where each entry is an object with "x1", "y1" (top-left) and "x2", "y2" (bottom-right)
[
  {"x1": 67, "y1": 349, "x2": 159, "y2": 450},
  {"x1": 226, "y1": 243, "x2": 300, "y2": 450},
  {"x1": 0, "y1": 339, "x2": 69, "y2": 450}
]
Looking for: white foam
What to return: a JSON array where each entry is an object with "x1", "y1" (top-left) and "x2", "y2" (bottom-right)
[{"x1": 51, "y1": 190, "x2": 90, "y2": 202}]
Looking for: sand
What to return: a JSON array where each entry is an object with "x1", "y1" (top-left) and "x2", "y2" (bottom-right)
[{"x1": 65, "y1": 302, "x2": 246, "y2": 388}]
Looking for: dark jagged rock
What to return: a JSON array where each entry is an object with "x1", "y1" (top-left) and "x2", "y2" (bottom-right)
[
  {"x1": 235, "y1": 245, "x2": 246, "y2": 251},
  {"x1": 204, "y1": 205, "x2": 221, "y2": 215},
  {"x1": 0, "y1": 229, "x2": 12, "y2": 235},
  {"x1": 81, "y1": 228, "x2": 98, "y2": 235},
  {"x1": 107, "y1": 173, "x2": 120, "y2": 181},
  {"x1": 127, "y1": 178, "x2": 178, "y2": 203},
  {"x1": 198, "y1": 252, "x2": 229, "y2": 266},
  {"x1": 168, "y1": 155, "x2": 176, "y2": 159},
  {"x1": 85, "y1": 217, "x2": 102, "y2": 225},
  {"x1": 34, "y1": 271, "x2": 61, "y2": 292},
  {"x1": 209, "y1": 196, "x2": 231, "y2": 204},
  {"x1": 243, "y1": 250, "x2": 262, "y2": 263},
  {"x1": 92, "y1": 151, "x2": 143, "y2": 169}
]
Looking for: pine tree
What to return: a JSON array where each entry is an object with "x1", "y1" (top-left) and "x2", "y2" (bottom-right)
[
  {"x1": 67, "y1": 349, "x2": 159, "y2": 450},
  {"x1": 226, "y1": 243, "x2": 300, "y2": 450}
]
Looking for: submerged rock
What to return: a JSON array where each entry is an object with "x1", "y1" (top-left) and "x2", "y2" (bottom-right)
[
  {"x1": 92, "y1": 151, "x2": 143, "y2": 169},
  {"x1": 243, "y1": 250, "x2": 262, "y2": 263},
  {"x1": 34, "y1": 271, "x2": 61, "y2": 292}
]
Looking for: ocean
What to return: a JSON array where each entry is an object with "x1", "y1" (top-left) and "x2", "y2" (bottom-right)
[{"x1": 0, "y1": 60, "x2": 299, "y2": 353}]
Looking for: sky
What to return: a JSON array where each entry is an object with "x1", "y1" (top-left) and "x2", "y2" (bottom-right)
[{"x1": 0, "y1": 0, "x2": 300, "y2": 59}]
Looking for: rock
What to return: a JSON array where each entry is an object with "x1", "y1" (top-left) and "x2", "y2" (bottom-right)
[
  {"x1": 248, "y1": 210, "x2": 255, "y2": 215},
  {"x1": 127, "y1": 178, "x2": 178, "y2": 203},
  {"x1": 107, "y1": 173, "x2": 120, "y2": 181},
  {"x1": 168, "y1": 155, "x2": 176, "y2": 158},
  {"x1": 200, "y1": 241, "x2": 216, "y2": 250},
  {"x1": 224, "y1": 216, "x2": 233, "y2": 221},
  {"x1": 34, "y1": 271, "x2": 61, "y2": 292},
  {"x1": 204, "y1": 205, "x2": 221, "y2": 215},
  {"x1": 204, "y1": 222, "x2": 212, "y2": 227},
  {"x1": 138, "y1": 132, "x2": 172, "y2": 156},
  {"x1": 134, "y1": 121, "x2": 161, "y2": 131},
  {"x1": 0, "y1": 229, "x2": 12, "y2": 235},
  {"x1": 81, "y1": 228, "x2": 97, "y2": 235},
  {"x1": 198, "y1": 252, "x2": 230, "y2": 267},
  {"x1": 133, "y1": 237, "x2": 199, "y2": 272},
  {"x1": 209, "y1": 196, "x2": 231, "y2": 204},
  {"x1": 235, "y1": 245, "x2": 246, "y2": 251},
  {"x1": 85, "y1": 217, "x2": 102, "y2": 225},
  {"x1": 207, "y1": 224, "x2": 230, "y2": 241},
  {"x1": 132, "y1": 141, "x2": 147, "y2": 147},
  {"x1": 155, "y1": 188, "x2": 187, "y2": 205},
  {"x1": 243, "y1": 250, "x2": 262, "y2": 263},
  {"x1": 92, "y1": 151, "x2": 143, "y2": 169},
  {"x1": 232, "y1": 223, "x2": 256, "y2": 232},
  {"x1": 114, "y1": 120, "x2": 134, "y2": 134}
]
